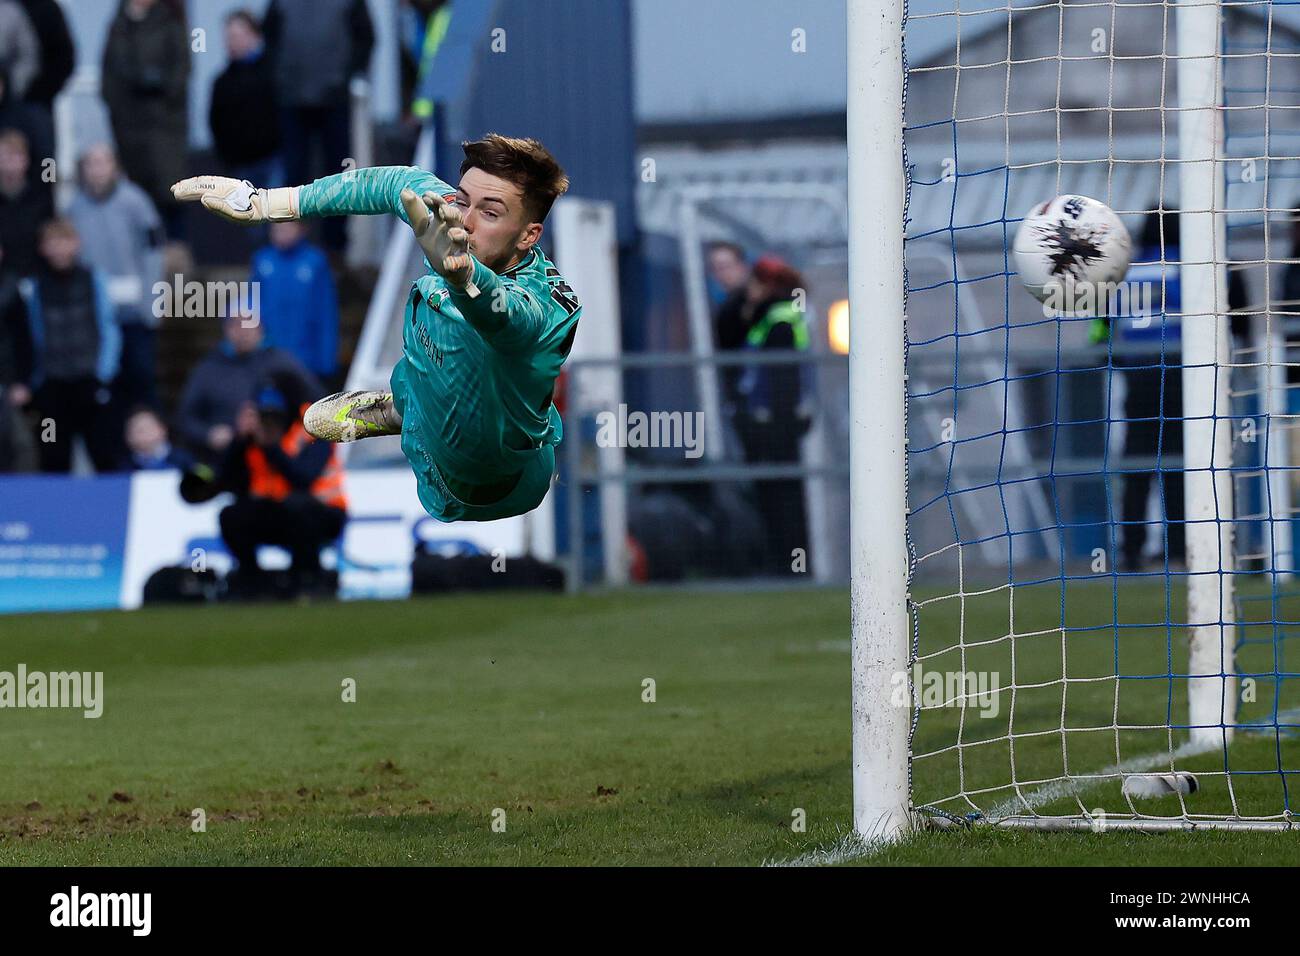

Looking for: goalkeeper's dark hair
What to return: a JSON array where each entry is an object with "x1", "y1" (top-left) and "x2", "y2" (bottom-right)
[{"x1": 460, "y1": 134, "x2": 569, "y2": 223}]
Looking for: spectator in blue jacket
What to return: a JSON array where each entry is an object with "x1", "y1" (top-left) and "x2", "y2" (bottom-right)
[
  {"x1": 252, "y1": 220, "x2": 340, "y2": 384},
  {"x1": 22, "y1": 217, "x2": 122, "y2": 473}
]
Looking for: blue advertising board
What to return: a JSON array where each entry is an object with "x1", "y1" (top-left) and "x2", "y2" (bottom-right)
[
  {"x1": 0, "y1": 476, "x2": 132, "y2": 613},
  {"x1": 0, "y1": 469, "x2": 533, "y2": 614}
]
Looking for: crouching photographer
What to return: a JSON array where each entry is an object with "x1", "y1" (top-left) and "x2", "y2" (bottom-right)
[{"x1": 180, "y1": 383, "x2": 348, "y2": 600}]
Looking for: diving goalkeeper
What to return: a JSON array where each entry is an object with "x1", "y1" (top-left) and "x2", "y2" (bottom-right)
[{"x1": 172, "y1": 135, "x2": 581, "y2": 523}]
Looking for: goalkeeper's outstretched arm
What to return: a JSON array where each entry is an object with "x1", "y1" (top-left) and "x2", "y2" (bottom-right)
[
  {"x1": 299, "y1": 167, "x2": 455, "y2": 223},
  {"x1": 172, "y1": 168, "x2": 550, "y2": 334},
  {"x1": 171, "y1": 166, "x2": 455, "y2": 225}
]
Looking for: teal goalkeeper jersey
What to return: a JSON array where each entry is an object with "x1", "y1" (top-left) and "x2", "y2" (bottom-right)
[{"x1": 299, "y1": 166, "x2": 582, "y2": 484}]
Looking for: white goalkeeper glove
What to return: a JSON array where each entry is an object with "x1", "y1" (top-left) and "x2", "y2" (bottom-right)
[
  {"x1": 399, "y1": 188, "x2": 478, "y2": 295},
  {"x1": 171, "y1": 176, "x2": 301, "y2": 223}
]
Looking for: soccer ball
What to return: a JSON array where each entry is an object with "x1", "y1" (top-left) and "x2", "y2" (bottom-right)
[{"x1": 1012, "y1": 195, "x2": 1133, "y2": 313}]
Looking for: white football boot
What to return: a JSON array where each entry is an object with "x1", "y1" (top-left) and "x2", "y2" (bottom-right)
[{"x1": 303, "y1": 390, "x2": 403, "y2": 443}]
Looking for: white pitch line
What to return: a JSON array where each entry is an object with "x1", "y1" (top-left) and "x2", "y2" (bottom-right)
[
  {"x1": 985, "y1": 738, "x2": 1218, "y2": 819},
  {"x1": 763, "y1": 831, "x2": 884, "y2": 867},
  {"x1": 766, "y1": 706, "x2": 1300, "y2": 867},
  {"x1": 987, "y1": 705, "x2": 1300, "y2": 819}
]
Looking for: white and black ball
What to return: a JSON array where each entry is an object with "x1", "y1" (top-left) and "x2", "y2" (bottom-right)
[{"x1": 1013, "y1": 195, "x2": 1133, "y2": 311}]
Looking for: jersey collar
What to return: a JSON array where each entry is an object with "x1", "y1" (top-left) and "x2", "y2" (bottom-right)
[{"x1": 501, "y1": 247, "x2": 539, "y2": 278}]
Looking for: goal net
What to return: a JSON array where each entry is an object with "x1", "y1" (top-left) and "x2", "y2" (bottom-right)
[{"x1": 852, "y1": 0, "x2": 1300, "y2": 835}]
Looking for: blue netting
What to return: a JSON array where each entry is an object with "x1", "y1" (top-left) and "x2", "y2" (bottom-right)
[{"x1": 902, "y1": 0, "x2": 1299, "y2": 825}]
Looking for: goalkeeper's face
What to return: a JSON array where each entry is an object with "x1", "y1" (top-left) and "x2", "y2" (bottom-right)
[{"x1": 452, "y1": 167, "x2": 543, "y2": 273}]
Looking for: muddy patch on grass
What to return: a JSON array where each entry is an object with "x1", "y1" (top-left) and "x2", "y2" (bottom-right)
[{"x1": 0, "y1": 770, "x2": 433, "y2": 842}]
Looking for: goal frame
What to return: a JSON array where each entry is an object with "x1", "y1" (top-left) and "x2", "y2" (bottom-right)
[
  {"x1": 848, "y1": 0, "x2": 911, "y2": 843},
  {"x1": 847, "y1": 0, "x2": 1266, "y2": 840}
]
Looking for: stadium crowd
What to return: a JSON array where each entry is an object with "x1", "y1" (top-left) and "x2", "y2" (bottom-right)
[
  {"x1": 0, "y1": 0, "x2": 453, "y2": 599},
  {"x1": 0, "y1": 0, "x2": 450, "y2": 477},
  {"x1": 0, "y1": 0, "x2": 816, "y2": 590}
]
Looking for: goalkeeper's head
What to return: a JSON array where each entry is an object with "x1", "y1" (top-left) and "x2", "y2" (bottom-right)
[{"x1": 453, "y1": 133, "x2": 569, "y2": 273}]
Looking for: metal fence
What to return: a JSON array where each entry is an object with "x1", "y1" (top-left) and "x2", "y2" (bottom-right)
[
  {"x1": 558, "y1": 338, "x2": 1243, "y2": 592},
  {"x1": 559, "y1": 349, "x2": 849, "y2": 591}
]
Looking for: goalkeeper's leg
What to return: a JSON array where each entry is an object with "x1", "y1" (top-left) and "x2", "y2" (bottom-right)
[{"x1": 304, "y1": 390, "x2": 402, "y2": 443}]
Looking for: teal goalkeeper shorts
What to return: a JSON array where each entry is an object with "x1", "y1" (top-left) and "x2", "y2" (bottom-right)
[
  {"x1": 411, "y1": 438, "x2": 555, "y2": 523},
  {"x1": 389, "y1": 351, "x2": 557, "y2": 523},
  {"x1": 394, "y1": 398, "x2": 555, "y2": 524}
]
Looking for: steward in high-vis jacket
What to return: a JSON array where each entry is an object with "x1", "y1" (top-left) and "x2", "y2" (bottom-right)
[
  {"x1": 181, "y1": 383, "x2": 347, "y2": 599},
  {"x1": 734, "y1": 255, "x2": 813, "y2": 576}
]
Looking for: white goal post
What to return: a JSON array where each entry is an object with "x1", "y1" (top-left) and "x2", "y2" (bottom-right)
[
  {"x1": 849, "y1": 0, "x2": 1297, "y2": 839},
  {"x1": 1174, "y1": 0, "x2": 1237, "y2": 752},
  {"x1": 848, "y1": 0, "x2": 911, "y2": 843}
]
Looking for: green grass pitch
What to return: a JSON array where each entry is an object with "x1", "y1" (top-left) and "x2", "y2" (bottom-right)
[{"x1": 0, "y1": 583, "x2": 1296, "y2": 865}]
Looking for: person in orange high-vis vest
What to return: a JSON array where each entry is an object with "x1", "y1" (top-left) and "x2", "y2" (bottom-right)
[{"x1": 214, "y1": 385, "x2": 348, "y2": 599}]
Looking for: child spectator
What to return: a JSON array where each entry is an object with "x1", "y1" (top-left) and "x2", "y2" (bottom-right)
[
  {"x1": 252, "y1": 221, "x2": 340, "y2": 383},
  {"x1": 66, "y1": 143, "x2": 166, "y2": 411},
  {"x1": 23, "y1": 218, "x2": 122, "y2": 473},
  {"x1": 122, "y1": 405, "x2": 191, "y2": 471},
  {"x1": 0, "y1": 128, "x2": 52, "y2": 279}
]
